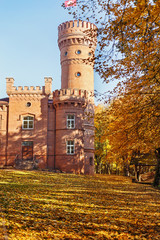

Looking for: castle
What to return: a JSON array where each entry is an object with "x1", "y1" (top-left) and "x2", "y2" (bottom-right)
[{"x1": 0, "y1": 20, "x2": 97, "y2": 174}]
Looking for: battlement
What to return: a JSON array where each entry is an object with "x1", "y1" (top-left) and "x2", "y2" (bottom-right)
[
  {"x1": 58, "y1": 20, "x2": 97, "y2": 47},
  {"x1": 6, "y1": 78, "x2": 52, "y2": 96},
  {"x1": 0, "y1": 104, "x2": 8, "y2": 112},
  {"x1": 54, "y1": 88, "x2": 88, "y2": 97},
  {"x1": 58, "y1": 20, "x2": 97, "y2": 36},
  {"x1": 53, "y1": 89, "x2": 89, "y2": 106}
]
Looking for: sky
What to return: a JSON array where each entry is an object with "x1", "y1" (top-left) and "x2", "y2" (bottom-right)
[{"x1": 0, "y1": 0, "x2": 114, "y2": 103}]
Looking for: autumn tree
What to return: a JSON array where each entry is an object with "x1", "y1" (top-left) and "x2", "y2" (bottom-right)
[
  {"x1": 95, "y1": 104, "x2": 130, "y2": 176},
  {"x1": 65, "y1": 0, "x2": 160, "y2": 183},
  {"x1": 94, "y1": 105, "x2": 110, "y2": 174},
  {"x1": 107, "y1": 93, "x2": 158, "y2": 178}
]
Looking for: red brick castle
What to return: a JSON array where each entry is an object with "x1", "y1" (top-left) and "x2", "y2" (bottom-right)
[{"x1": 0, "y1": 20, "x2": 97, "y2": 174}]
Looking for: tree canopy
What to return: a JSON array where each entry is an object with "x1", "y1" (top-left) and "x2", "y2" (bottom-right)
[{"x1": 65, "y1": 0, "x2": 160, "y2": 182}]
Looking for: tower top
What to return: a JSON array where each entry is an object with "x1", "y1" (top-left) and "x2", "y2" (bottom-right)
[
  {"x1": 58, "y1": 20, "x2": 97, "y2": 49},
  {"x1": 58, "y1": 20, "x2": 97, "y2": 37},
  {"x1": 58, "y1": 20, "x2": 97, "y2": 92}
]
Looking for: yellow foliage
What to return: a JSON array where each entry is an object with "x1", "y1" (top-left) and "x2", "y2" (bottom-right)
[{"x1": 0, "y1": 170, "x2": 160, "y2": 239}]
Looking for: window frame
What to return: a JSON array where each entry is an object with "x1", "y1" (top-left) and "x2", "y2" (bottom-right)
[
  {"x1": 22, "y1": 116, "x2": 34, "y2": 130},
  {"x1": 67, "y1": 114, "x2": 75, "y2": 129},
  {"x1": 66, "y1": 140, "x2": 75, "y2": 155}
]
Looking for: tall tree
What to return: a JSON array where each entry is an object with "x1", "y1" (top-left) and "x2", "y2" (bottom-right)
[
  {"x1": 65, "y1": 0, "x2": 160, "y2": 182},
  {"x1": 65, "y1": 0, "x2": 160, "y2": 89},
  {"x1": 94, "y1": 105, "x2": 109, "y2": 174},
  {"x1": 65, "y1": 0, "x2": 160, "y2": 105}
]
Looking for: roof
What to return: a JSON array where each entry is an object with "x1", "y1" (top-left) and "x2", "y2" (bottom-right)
[{"x1": 0, "y1": 97, "x2": 9, "y2": 103}]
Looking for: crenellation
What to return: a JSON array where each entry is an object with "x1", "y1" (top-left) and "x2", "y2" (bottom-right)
[
  {"x1": 79, "y1": 20, "x2": 82, "y2": 27},
  {"x1": 24, "y1": 86, "x2": 29, "y2": 91},
  {"x1": 53, "y1": 88, "x2": 88, "y2": 99},
  {"x1": 0, "y1": 105, "x2": 8, "y2": 111},
  {"x1": 74, "y1": 20, "x2": 78, "y2": 27},
  {"x1": 17, "y1": 86, "x2": 23, "y2": 91},
  {"x1": 58, "y1": 20, "x2": 96, "y2": 34},
  {"x1": 6, "y1": 78, "x2": 53, "y2": 96},
  {"x1": 30, "y1": 86, "x2": 35, "y2": 91},
  {"x1": 58, "y1": 20, "x2": 97, "y2": 42},
  {"x1": 36, "y1": 86, "x2": 41, "y2": 91},
  {"x1": 66, "y1": 21, "x2": 70, "y2": 28},
  {"x1": 70, "y1": 21, "x2": 74, "y2": 28}
]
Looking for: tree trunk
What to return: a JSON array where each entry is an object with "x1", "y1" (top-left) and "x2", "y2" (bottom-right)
[
  {"x1": 135, "y1": 164, "x2": 138, "y2": 181},
  {"x1": 153, "y1": 148, "x2": 160, "y2": 187},
  {"x1": 124, "y1": 164, "x2": 130, "y2": 176}
]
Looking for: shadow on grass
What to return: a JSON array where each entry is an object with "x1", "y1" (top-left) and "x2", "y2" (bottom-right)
[{"x1": 0, "y1": 170, "x2": 160, "y2": 239}]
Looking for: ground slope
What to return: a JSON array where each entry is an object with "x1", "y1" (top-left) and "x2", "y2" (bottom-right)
[{"x1": 0, "y1": 170, "x2": 160, "y2": 239}]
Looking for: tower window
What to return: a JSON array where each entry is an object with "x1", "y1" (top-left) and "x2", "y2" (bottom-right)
[
  {"x1": 66, "y1": 140, "x2": 75, "y2": 155},
  {"x1": 65, "y1": 51, "x2": 68, "y2": 56},
  {"x1": 26, "y1": 102, "x2": 31, "y2": 107},
  {"x1": 75, "y1": 72, "x2": 81, "y2": 77},
  {"x1": 76, "y1": 50, "x2": 81, "y2": 55},
  {"x1": 67, "y1": 114, "x2": 75, "y2": 129},
  {"x1": 22, "y1": 116, "x2": 34, "y2": 129}
]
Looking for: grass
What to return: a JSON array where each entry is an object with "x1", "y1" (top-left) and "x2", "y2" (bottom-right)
[{"x1": 0, "y1": 170, "x2": 160, "y2": 239}]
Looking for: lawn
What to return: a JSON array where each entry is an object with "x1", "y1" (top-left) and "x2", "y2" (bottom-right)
[{"x1": 0, "y1": 170, "x2": 160, "y2": 240}]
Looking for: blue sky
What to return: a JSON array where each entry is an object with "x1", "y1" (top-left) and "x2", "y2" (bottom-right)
[{"x1": 0, "y1": 0, "x2": 114, "y2": 103}]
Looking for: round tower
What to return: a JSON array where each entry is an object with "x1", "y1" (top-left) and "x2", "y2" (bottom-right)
[{"x1": 58, "y1": 20, "x2": 97, "y2": 92}]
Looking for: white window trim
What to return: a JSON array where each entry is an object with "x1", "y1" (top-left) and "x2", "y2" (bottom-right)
[
  {"x1": 66, "y1": 140, "x2": 75, "y2": 155},
  {"x1": 22, "y1": 116, "x2": 34, "y2": 130},
  {"x1": 67, "y1": 114, "x2": 75, "y2": 129}
]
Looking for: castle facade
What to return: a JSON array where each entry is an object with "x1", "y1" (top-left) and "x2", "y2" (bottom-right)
[{"x1": 0, "y1": 20, "x2": 97, "y2": 174}]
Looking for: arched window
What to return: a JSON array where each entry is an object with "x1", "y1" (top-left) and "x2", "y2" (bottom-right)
[{"x1": 22, "y1": 116, "x2": 34, "y2": 129}]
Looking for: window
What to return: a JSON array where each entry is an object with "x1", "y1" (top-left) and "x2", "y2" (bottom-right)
[
  {"x1": 26, "y1": 102, "x2": 31, "y2": 107},
  {"x1": 75, "y1": 72, "x2": 81, "y2": 77},
  {"x1": 67, "y1": 140, "x2": 75, "y2": 154},
  {"x1": 22, "y1": 116, "x2": 34, "y2": 129},
  {"x1": 67, "y1": 114, "x2": 75, "y2": 129},
  {"x1": 76, "y1": 50, "x2": 81, "y2": 54},
  {"x1": 65, "y1": 51, "x2": 68, "y2": 56},
  {"x1": 22, "y1": 141, "x2": 33, "y2": 146}
]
